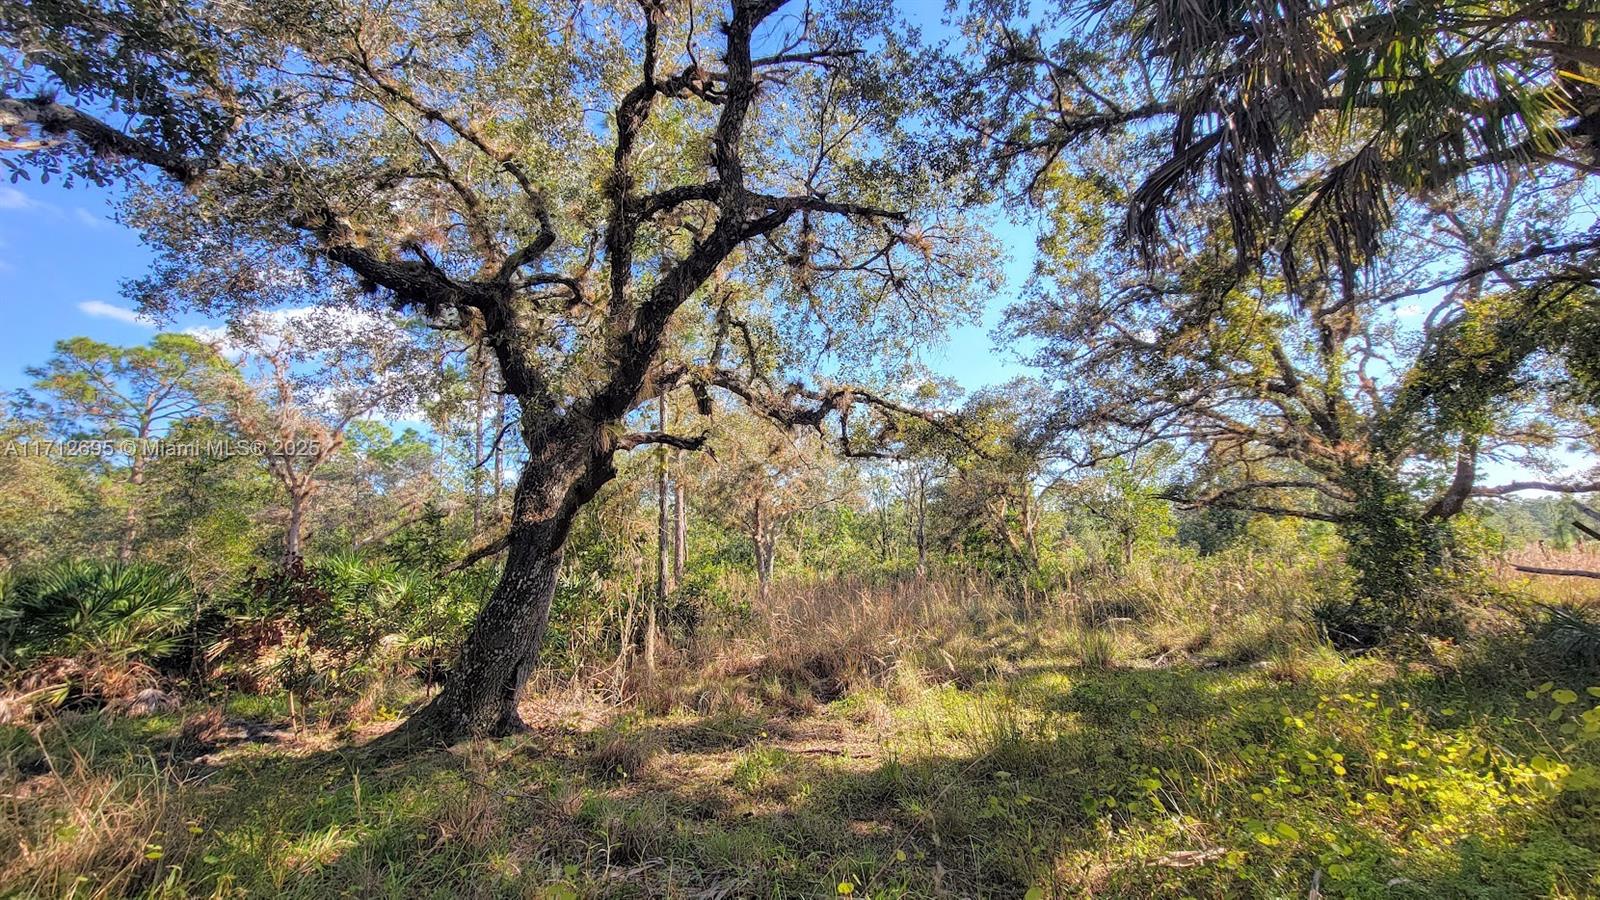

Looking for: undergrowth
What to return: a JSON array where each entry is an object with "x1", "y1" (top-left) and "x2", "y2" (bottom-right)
[{"x1": 3, "y1": 559, "x2": 1598, "y2": 898}]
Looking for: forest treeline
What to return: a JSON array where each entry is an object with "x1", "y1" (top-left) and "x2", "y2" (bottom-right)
[{"x1": 0, "y1": 0, "x2": 1597, "y2": 738}]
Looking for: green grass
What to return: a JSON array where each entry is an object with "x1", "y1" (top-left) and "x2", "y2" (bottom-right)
[{"x1": 4, "y1": 631, "x2": 1599, "y2": 898}]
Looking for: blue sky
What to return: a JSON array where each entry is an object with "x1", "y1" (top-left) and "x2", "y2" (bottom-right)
[
  {"x1": 0, "y1": 177, "x2": 1032, "y2": 398},
  {"x1": 1, "y1": 174, "x2": 1587, "y2": 490},
  {"x1": 0, "y1": 180, "x2": 207, "y2": 388}
]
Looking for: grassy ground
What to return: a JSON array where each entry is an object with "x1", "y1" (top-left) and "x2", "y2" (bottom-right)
[{"x1": 4, "y1": 579, "x2": 1600, "y2": 898}]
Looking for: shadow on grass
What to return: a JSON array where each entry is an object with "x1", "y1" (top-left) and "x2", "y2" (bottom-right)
[{"x1": 8, "y1": 652, "x2": 1598, "y2": 899}]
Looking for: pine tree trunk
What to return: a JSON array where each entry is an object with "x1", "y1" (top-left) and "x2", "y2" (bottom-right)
[
  {"x1": 756, "y1": 540, "x2": 774, "y2": 605},
  {"x1": 914, "y1": 474, "x2": 927, "y2": 578},
  {"x1": 492, "y1": 392, "x2": 506, "y2": 520},
  {"x1": 118, "y1": 420, "x2": 153, "y2": 563},
  {"x1": 646, "y1": 394, "x2": 668, "y2": 673},
  {"x1": 471, "y1": 351, "x2": 486, "y2": 534},
  {"x1": 751, "y1": 498, "x2": 774, "y2": 604},
  {"x1": 118, "y1": 452, "x2": 146, "y2": 564},
  {"x1": 673, "y1": 474, "x2": 686, "y2": 586}
]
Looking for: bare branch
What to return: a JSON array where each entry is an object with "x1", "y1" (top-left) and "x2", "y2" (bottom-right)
[
  {"x1": 1472, "y1": 480, "x2": 1600, "y2": 497},
  {"x1": 444, "y1": 532, "x2": 510, "y2": 573},
  {"x1": 1512, "y1": 564, "x2": 1600, "y2": 579}
]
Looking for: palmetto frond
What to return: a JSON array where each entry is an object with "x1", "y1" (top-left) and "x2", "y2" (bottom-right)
[
  {"x1": 0, "y1": 561, "x2": 193, "y2": 662},
  {"x1": 1132, "y1": 0, "x2": 1598, "y2": 278},
  {"x1": 992, "y1": 0, "x2": 1600, "y2": 290}
]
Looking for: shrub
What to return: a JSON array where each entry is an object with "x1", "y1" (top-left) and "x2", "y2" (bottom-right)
[
  {"x1": 0, "y1": 561, "x2": 193, "y2": 715},
  {"x1": 0, "y1": 561, "x2": 192, "y2": 667},
  {"x1": 1531, "y1": 604, "x2": 1600, "y2": 671}
]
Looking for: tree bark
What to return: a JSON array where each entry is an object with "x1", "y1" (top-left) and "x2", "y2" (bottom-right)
[
  {"x1": 285, "y1": 489, "x2": 308, "y2": 563},
  {"x1": 646, "y1": 394, "x2": 669, "y2": 673},
  {"x1": 386, "y1": 419, "x2": 615, "y2": 744},
  {"x1": 117, "y1": 415, "x2": 156, "y2": 564},
  {"x1": 752, "y1": 497, "x2": 776, "y2": 605},
  {"x1": 471, "y1": 351, "x2": 487, "y2": 534},
  {"x1": 755, "y1": 537, "x2": 775, "y2": 604},
  {"x1": 492, "y1": 391, "x2": 506, "y2": 521},
  {"x1": 673, "y1": 468, "x2": 687, "y2": 587},
  {"x1": 118, "y1": 449, "x2": 147, "y2": 564},
  {"x1": 913, "y1": 472, "x2": 928, "y2": 577}
]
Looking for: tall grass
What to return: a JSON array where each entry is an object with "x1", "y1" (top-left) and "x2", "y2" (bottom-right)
[
  {"x1": 616, "y1": 574, "x2": 1012, "y2": 714},
  {"x1": 0, "y1": 722, "x2": 183, "y2": 898}
]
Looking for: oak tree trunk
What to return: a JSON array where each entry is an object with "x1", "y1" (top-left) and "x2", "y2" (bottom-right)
[{"x1": 388, "y1": 419, "x2": 614, "y2": 744}]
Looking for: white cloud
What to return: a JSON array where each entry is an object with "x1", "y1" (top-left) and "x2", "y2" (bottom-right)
[
  {"x1": 79, "y1": 299, "x2": 154, "y2": 326},
  {"x1": 0, "y1": 186, "x2": 38, "y2": 210},
  {"x1": 1397, "y1": 304, "x2": 1424, "y2": 317},
  {"x1": 182, "y1": 324, "x2": 228, "y2": 343},
  {"x1": 73, "y1": 207, "x2": 108, "y2": 229},
  {"x1": 0, "y1": 186, "x2": 69, "y2": 221},
  {"x1": 182, "y1": 324, "x2": 245, "y2": 360}
]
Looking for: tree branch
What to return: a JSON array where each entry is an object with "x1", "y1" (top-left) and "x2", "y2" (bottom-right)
[
  {"x1": 1512, "y1": 564, "x2": 1600, "y2": 579},
  {"x1": 614, "y1": 430, "x2": 711, "y2": 452},
  {"x1": 0, "y1": 96, "x2": 212, "y2": 184},
  {"x1": 1472, "y1": 480, "x2": 1600, "y2": 497}
]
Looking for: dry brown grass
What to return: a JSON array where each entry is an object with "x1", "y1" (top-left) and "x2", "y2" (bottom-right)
[
  {"x1": 1495, "y1": 543, "x2": 1600, "y2": 601},
  {"x1": 428, "y1": 741, "x2": 503, "y2": 851},
  {"x1": 585, "y1": 718, "x2": 660, "y2": 780},
  {"x1": 675, "y1": 575, "x2": 1007, "y2": 710},
  {"x1": 0, "y1": 733, "x2": 184, "y2": 898}
]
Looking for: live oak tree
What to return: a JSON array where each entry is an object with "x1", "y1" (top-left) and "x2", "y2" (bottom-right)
[
  {"x1": 6, "y1": 0, "x2": 990, "y2": 741},
  {"x1": 1009, "y1": 166, "x2": 1600, "y2": 640},
  {"x1": 0, "y1": 0, "x2": 241, "y2": 186},
  {"x1": 902, "y1": 383, "x2": 1052, "y2": 581},
  {"x1": 950, "y1": 0, "x2": 1600, "y2": 635}
]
